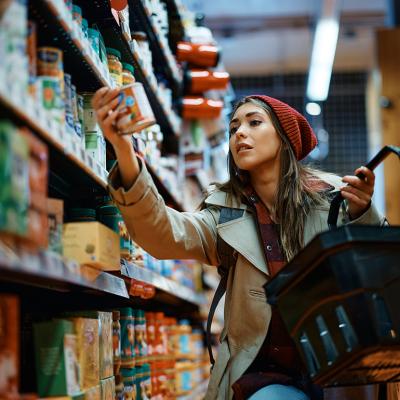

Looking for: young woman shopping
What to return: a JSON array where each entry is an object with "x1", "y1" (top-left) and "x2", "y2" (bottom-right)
[{"x1": 92, "y1": 87, "x2": 385, "y2": 400}]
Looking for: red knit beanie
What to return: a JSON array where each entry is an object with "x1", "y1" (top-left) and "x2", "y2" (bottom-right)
[{"x1": 247, "y1": 95, "x2": 317, "y2": 160}]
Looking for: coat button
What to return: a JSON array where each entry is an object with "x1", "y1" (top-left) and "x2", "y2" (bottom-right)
[{"x1": 266, "y1": 245, "x2": 272, "y2": 251}]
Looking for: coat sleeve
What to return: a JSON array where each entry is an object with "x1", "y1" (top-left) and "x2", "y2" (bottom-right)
[{"x1": 107, "y1": 159, "x2": 220, "y2": 266}]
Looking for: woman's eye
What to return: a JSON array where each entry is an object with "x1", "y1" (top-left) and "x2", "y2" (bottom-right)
[
  {"x1": 229, "y1": 126, "x2": 237, "y2": 136},
  {"x1": 250, "y1": 120, "x2": 261, "y2": 127}
]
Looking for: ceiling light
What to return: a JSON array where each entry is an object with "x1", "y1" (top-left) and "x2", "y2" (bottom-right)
[
  {"x1": 306, "y1": 0, "x2": 341, "y2": 102},
  {"x1": 306, "y1": 102, "x2": 321, "y2": 116}
]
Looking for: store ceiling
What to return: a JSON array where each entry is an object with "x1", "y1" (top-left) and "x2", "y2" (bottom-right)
[{"x1": 182, "y1": 0, "x2": 388, "y2": 76}]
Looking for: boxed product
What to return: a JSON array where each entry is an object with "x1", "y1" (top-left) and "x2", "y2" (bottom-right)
[
  {"x1": 47, "y1": 198, "x2": 64, "y2": 254},
  {"x1": 62, "y1": 222, "x2": 120, "y2": 271},
  {"x1": 64, "y1": 311, "x2": 113, "y2": 380},
  {"x1": 33, "y1": 320, "x2": 80, "y2": 397},
  {"x1": 100, "y1": 376, "x2": 115, "y2": 400},
  {"x1": 0, "y1": 295, "x2": 19, "y2": 397},
  {"x1": 0, "y1": 121, "x2": 29, "y2": 237},
  {"x1": 85, "y1": 133, "x2": 106, "y2": 169},
  {"x1": 69, "y1": 317, "x2": 100, "y2": 390},
  {"x1": 84, "y1": 385, "x2": 100, "y2": 400}
]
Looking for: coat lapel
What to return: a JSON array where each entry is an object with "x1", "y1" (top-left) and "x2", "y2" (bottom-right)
[{"x1": 205, "y1": 190, "x2": 270, "y2": 276}]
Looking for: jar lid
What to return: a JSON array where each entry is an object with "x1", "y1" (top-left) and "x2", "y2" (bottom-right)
[
  {"x1": 69, "y1": 208, "x2": 96, "y2": 219},
  {"x1": 106, "y1": 47, "x2": 122, "y2": 59},
  {"x1": 122, "y1": 62, "x2": 135, "y2": 74},
  {"x1": 72, "y1": 4, "x2": 82, "y2": 14}
]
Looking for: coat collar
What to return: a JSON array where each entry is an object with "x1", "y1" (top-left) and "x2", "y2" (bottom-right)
[{"x1": 205, "y1": 188, "x2": 270, "y2": 276}]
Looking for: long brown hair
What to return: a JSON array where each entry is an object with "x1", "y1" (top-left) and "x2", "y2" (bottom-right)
[{"x1": 214, "y1": 97, "x2": 329, "y2": 261}]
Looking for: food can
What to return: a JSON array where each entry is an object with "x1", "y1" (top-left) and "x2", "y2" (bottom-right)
[
  {"x1": 116, "y1": 82, "x2": 156, "y2": 135},
  {"x1": 37, "y1": 47, "x2": 63, "y2": 77}
]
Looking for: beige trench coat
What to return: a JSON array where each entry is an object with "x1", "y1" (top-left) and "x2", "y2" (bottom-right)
[{"x1": 108, "y1": 161, "x2": 385, "y2": 400}]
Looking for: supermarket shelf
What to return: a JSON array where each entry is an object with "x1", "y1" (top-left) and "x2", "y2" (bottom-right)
[
  {"x1": 128, "y1": 0, "x2": 183, "y2": 91},
  {"x1": 0, "y1": 242, "x2": 129, "y2": 298},
  {"x1": 30, "y1": 0, "x2": 113, "y2": 91},
  {"x1": 85, "y1": 0, "x2": 182, "y2": 146},
  {"x1": 0, "y1": 85, "x2": 108, "y2": 191},
  {"x1": 120, "y1": 260, "x2": 206, "y2": 307},
  {"x1": 146, "y1": 161, "x2": 185, "y2": 211},
  {"x1": 165, "y1": 0, "x2": 187, "y2": 52}
]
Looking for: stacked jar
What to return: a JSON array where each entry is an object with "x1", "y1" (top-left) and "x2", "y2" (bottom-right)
[{"x1": 106, "y1": 47, "x2": 123, "y2": 87}]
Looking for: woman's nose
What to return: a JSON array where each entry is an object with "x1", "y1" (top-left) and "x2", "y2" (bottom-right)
[{"x1": 235, "y1": 126, "x2": 247, "y2": 139}]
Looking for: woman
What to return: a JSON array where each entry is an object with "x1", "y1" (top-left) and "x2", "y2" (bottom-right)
[{"x1": 92, "y1": 88, "x2": 385, "y2": 400}]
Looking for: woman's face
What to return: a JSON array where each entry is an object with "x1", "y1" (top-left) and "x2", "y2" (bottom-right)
[{"x1": 229, "y1": 102, "x2": 281, "y2": 172}]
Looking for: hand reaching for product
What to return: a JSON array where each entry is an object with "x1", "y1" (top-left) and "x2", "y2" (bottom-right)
[
  {"x1": 92, "y1": 86, "x2": 140, "y2": 190},
  {"x1": 91, "y1": 87, "x2": 131, "y2": 152}
]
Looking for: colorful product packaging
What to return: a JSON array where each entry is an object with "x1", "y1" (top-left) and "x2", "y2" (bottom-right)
[
  {"x1": 0, "y1": 295, "x2": 19, "y2": 397},
  {"x1": 119, "y1": 308, "x2": 135, "y2": 368},
  {"x1": 33, "y1": 320, "x2": 80, "y2": 397},
  {"x1": 47, "y1": 198, "x2": 64, "y2": 254},
  {"x1": 100, "y1": 376, "x2": 115, "y2": 400},
  {"x1": 62, "y1": 221, "x2": 120, "y2": 271},
  {"x1": 0, "y1": 121, "x2": 29, "y2": 237}
]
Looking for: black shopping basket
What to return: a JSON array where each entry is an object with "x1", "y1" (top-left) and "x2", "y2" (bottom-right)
[{"x1": 265, "y1": 145, "x2": 400, "y2": 387}]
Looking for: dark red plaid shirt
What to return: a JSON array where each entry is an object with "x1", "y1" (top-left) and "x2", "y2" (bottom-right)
[{"x1": 232, "y1": 183, "x2": 332, "y2": 399}]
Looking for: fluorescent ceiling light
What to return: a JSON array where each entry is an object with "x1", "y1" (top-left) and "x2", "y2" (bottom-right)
[
  {"x1": 306, "y1": 0, "x2": 340, "y2": 102},
  {"x1": 306, "y1": 102, "x2": 322, "y2": 116}
]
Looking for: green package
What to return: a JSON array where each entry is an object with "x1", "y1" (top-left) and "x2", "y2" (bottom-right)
[
  {"x1": 33, "y1": 319, "x2": 81, "y2": 397},
  {"x1": 0, "y1": 121, "x2": 29, "y2": 236}
]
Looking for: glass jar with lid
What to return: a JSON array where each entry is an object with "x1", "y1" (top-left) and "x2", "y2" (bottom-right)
[
  {"x1": 122, "y1": 62, "x2": 135, "y2": 86},
  {"x1": 106, "y1": 47, "x2": 123, "y2": 87}
]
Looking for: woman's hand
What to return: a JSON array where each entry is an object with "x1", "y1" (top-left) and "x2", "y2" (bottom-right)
[
  {"x1": 341, "y1": 166, "x2": 375, "y2": 220},
  {"x1": 91, "y1": 87, "x2": 131, "y2": 152}
]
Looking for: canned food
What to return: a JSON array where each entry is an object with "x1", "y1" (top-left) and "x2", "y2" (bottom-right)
[
  {"x1": 37, "y1": 47, "x2": 63, "y2": 77},
  {"x1": 63, "y1": 74, "x2": 75, "y2": 134},
  {"x1": 116, "y1": 83, "x2": 156, "y2": 135}
]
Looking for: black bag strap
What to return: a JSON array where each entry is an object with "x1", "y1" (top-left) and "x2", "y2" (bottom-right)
[
  {"x1": 206, "y1": 207, "x2": 244, "y2": 368},
  {"x1": 328, "y1": 145, "x2": 400, "y2": 229}
]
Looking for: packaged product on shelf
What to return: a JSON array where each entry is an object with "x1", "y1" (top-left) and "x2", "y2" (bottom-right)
[
  {"x1": 81, "y1": 92, "x2": 99, "y2": 134},
  {"x1": 27, "y1": 20, "x2": 37, "y2": 96},
  {"x1": 134, "y1": 310, "x2": 148, "y2": 360},
  {"x1": 69, "y1": 207, "x2": 96, "y2": 222},
  {"x1": 33, "y1": 319, "x2": 80, "y2": 397},
  {"x1": 0, "y1": 0, "x2": 29, "y2": 93},
  {"x1": 119, "y1": 307, "x2": 135, "y2": 368},
  {"x1": 120, "y1": 368, "x2": 137, "y2": 400},
  {"x1": 137, "y1": 363, "x2": 152, "y2": 400},
  {"x1": 62, "y1": 221, "x2": 120, "y2": 271},
  {"x1": 0, "y1": 121, "x2": 29, "y2": 237},
  {"x1": 122, "y1": 62, "x2": 135, "y2": 85},
  {"x1": 84, "y1": 384, "x2": 101, "y2": 400},
  {"x1": 98, "y1": 311, "x2": 114, "y2": 379},
  {"x1": 100, "y1": 376, "x2": 115, "y2": 400},
  {"x1": 64, "y1": 0, "x2": 73, "y2": 13},
  {"x1": 37, "y1": 76, "x2": 65, "y2": 124},
  {"x1": 112, "y1": 310, "x2": 122, "y2": 375},
  {"x1": 71, "y1": 84, "x2": 82, "y2": 137},
  {"x1": 37, "y1": 46, "x2": 63, "y2": 79},
  {"x1": 85, "y1": 133, "x2": 106, "y2": 169},
  {"x1": 47, "y1": 198, "x2": 64, "y2": 254},
  {"x1": 181, "y1": 96, "x2": 224, "y2": 119},
  {"x1": 115, "y1": 374, "x2": 124, "y2": 400},
  {"x1": 68, "y1": 317, "x2": 100, "y2": 389},
  {"x1": 145, "y1": 312, "x2": 155, "y2": 358},
  {"x1": 64, "y1": 73, "x2": 75, "y2": 135},
  {"x1": 0, "y1": 295, "x2": 19, "y2": 397},
  {"x1": 106, "y1": 47, "x2": 123, "y2": 87},
  {"x1": 88, "y1": 28, "x2": 100, "y2": 56},
  {"x1": 177, "y1": 41, "x2": 220, "y2": 68},
  {"x1": 72, "y1": 4, "x2": 82, "y2": 27},
  {"x1": 116, "y1": 82, "x2": 156, "y2": 135},
  {"x1": 82, "y1": 18, "x2": 89, "y2": 39},
  {"x1": 185, "y1": 69, "x2": 230, "y2": 93}
]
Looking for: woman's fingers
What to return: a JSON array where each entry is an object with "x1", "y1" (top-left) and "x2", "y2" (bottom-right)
[
  {"x1": 102, "y1": 108, "x2": 120, "y2": 132},
  {"x1": 340, "y1": 185, "x2": 371, "y2": 204},
  {"x1": 96, "y1": 95, "x2": 121, "y2": 122},
  {"x1": 92, "y1": 87, "x2": 119, "y2": 109}
]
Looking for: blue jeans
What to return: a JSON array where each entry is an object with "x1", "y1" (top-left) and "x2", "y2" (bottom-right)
[{"x1": 248, "y1": 384, "x2": 310, "y2": 400}]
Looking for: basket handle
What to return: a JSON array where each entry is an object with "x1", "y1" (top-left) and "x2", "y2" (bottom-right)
[{"x1": 328, "y1": 145, "x2": 400, "y2": 229}]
